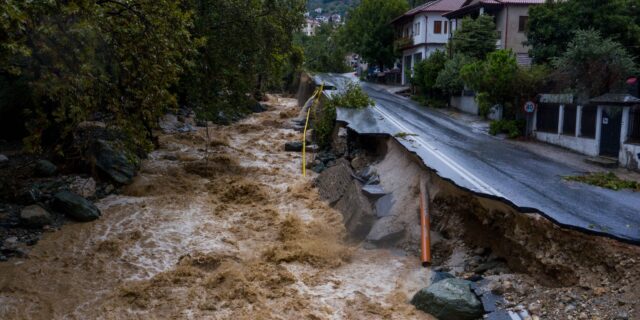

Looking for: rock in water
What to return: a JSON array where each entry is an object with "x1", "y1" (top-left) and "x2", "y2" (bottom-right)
[
  {"x1": 0, "y1": 154, "x2": 8, "y2": 167},
  {"x1": 69, "y1": 176, "x2": 97, "y2": 198},
  {"x1": 94, "y1": 140, "x2": 136, "y2": 185},
  {"x1": 20, "y1": 205, "x2": 52, "y2": 227},
  {"x1": 35, "y1": 160, "x2": 57, "y2": 177},
  {"x1": 411, "y1": 278, "x2": 484, "y2": 320},
  {"x1": 284, "y1": 141, "x2": 303, "y2": 152},
  {"x1": 248, "y1": 101, "x2": 267, "y2": 113},
  {"x1": 52, "y1": 191, "x2": 101, "y2": 222}
]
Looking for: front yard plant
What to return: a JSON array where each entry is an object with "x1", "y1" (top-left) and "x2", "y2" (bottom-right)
[{"x1": 315, "y1": 82, "x2": 373, "y2": 148}]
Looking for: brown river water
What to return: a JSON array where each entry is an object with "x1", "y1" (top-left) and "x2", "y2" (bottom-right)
[{"x1": 0, "y1": 96, "x2": 433, "y2": 319}]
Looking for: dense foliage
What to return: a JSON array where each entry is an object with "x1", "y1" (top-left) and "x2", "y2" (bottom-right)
[
  {"x1": 297, "y1": 24, "x2": 350, "y2": 73},
  {"x1": 316, "y1": 82, "x2": 372, "y2": 147},
  {"x1": 461, "y1": 50, "x2": 546, "y2": 119},
  {"x1": 449, "y1": 15, "x2": 498, "y2": 60},
  {"x1": 342, "y1": 0, "x2": 408, "y2": 69},
  {"x1": 551, "y1": 30, "x2": 637, "y2": 103},
  {"x1": 461, "y1": 50, "x2": 519, "y2": 117},
  {"x1": 527, "y1": 0, "x2": 640, "y2": 64},
  {"x1": 435, "y1": 54, "x2": 475, "y2": 96},
  {"x1": 0, "y1": 0, "x2": 304, "y2": 153},
  {"x1": 412, "y1": 50, "x2": 447, "y2": 99},
  {"x1": 306, "y1": 0, "x2": 359, "y2": 16},
  {"x1": 181, "y1": 0, "x2": 305, "y2": 122}
]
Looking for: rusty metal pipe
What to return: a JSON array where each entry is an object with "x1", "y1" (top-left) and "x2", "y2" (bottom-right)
[{"x1": 419, "y1": 178, "x2": 432, "y2": 267}]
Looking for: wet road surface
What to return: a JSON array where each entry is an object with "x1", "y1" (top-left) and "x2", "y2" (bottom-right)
[{"x1": 317, "y1": 73, "x2": 640, "y2": 244}]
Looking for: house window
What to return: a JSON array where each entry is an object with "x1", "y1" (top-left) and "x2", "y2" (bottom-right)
[
  {"x1": 518, "y1": 16, "x2": 529, "y2": 32},
  {"x1": 628, "y1": 106, "x2": 640, "y2": 143},
  {"x1": 414, "y1": 22, "x2": 421, "y2": 36},
  {"x1": 580, "y1": 105, "x2": 597, "y2": 138},
  {"x1": 434, "y1": 21, "x2": 442, "y2": 34},
  {"x1": 537, "y1": 104, "x2": 559, "y2": 133},
  {"x1": 444, "y1": 20, "x2": 448, "y2": 34},
  {"x1": 414, "y1": 52, "x2": 423, "y2": 64},
  {"x1": 563, "y1": 105, "x2": 577, "y2": 135}
]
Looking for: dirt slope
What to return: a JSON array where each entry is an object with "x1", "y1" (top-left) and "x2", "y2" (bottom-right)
[{"x1": 0, "y1": 95, "x2": 432, "y2": 319}]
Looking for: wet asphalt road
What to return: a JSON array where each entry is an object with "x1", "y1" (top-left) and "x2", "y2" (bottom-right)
[{"x1": 316, "y1": 73, "x2": 640, "y2": 244}]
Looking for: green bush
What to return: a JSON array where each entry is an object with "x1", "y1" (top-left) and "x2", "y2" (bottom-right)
[
  {"x1": 412, "y1": 50, "x2": 447, "y2": 98},
  {"x1": 315, "y1": 82, "x2": 373, "y2": 148},
  {"x1": 489, "y1": 119, "x2": 524, "y2": 138}
]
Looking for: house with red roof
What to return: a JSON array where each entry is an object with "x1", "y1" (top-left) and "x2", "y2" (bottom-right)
[
  {"x1": 444, "y1": 0, "x2": 545, "y2": 65},
  {"x1": 391, "y1": 0, "x2": 466, "y2": 85}
]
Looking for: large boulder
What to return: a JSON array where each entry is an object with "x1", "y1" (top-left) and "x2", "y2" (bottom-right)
[
  {"x1": 94, "y1": 140, "x2": 136, "y2": 185},
  {"x1": 0, "y1": 154, "x2": 8, "y2": 168},
  {"x1": 68, "y1": 176, "x2": 97, "y2": 198},
  {"x1": 284, "y1": 141, "x2": 303, "y2": 152},
  {"x1": 52, "y1": 191, "x2": 101, "y2": 222},
  {"x1": 20, "y1": 204, "x2": 52, "y2": 227},
  {"x1": 411, "y1": 278, "x2": 484, "y2": 320},
  {"x1": 35, "y1": 160, "x2": 57, "y2": 177}
]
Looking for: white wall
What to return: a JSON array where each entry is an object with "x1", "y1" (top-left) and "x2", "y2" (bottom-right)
[
  {"x1": 412, "y1": 14, "x2": 428, "y2": 45},
  {"x1": 620, "y1": 144, "x2": 640, "y2": 171},
  {"x1": 619, "y1": 107, "x2": 640, "y2": 171},
  {"x1": 425, "y1": 12, "x2": 451, "y2": 44},
  {"x1": 535, "y1": 132, "x2": 599, "y2": 156},
  {"x1": 450, "y1": 95, "x2": 479, "y2": 114}
]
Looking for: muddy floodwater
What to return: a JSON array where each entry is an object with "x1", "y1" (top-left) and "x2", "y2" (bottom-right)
[{"x1": 0, "y1": 96, "x2": 433, "y2": 319}]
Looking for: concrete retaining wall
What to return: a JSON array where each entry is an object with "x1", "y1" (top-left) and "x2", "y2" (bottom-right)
[
  {"x1": 534, "y1": 132, "x2": 599, "y2": 157},
  {"x1": 296, "y1": 72, "x2": 316, "y2": 108},
  {"x1": 620, "y1": 143, "x2": 640, "y2": 172},
  {"x1": 450, "y1": 96, "x2": 479, "y2": 115}
]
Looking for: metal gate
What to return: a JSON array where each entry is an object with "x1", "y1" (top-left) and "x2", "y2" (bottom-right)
[{"x1": 599, "y1": 106, "x2": 622, "y2": 157}]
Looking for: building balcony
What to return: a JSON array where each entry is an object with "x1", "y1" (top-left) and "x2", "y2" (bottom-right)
[{"x1": 394, "y1": 36, "x2": 414, "y2": 50}]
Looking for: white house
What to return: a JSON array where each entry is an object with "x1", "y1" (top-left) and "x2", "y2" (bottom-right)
[
  {"x1": 391, "y1": 0, "x2": 466, "y2": 85},
  {"x1": 303, "y1": 19, "x2": 320, "y2": 36}
]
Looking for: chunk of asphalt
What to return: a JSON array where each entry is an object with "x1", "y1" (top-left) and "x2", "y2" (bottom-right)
[
  {"x1": 374, "y1": 193, "x2": 394, "y2": 218},
  {"x1": 362, "y1": 184, "x2": 386, "y2": 199},
  {"x1": 485, "y1": 310, "x2": 518, "y2": 320},
  {"x1": 480, "y1": 292, "x2": 504, "y2": 313}
]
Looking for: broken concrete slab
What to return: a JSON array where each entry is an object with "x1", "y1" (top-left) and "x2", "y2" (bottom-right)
[
  {"x1": 361, "y1": 184, "x2": 386, "y2": 199},
  {"x1": 366, "y1": 215, "x2": 405, "y2": 244},
  {"x1": 334, "y1": 180, "x2": 375, "y2": 240},
  {"x1": 315, "y1": 159, "x2": 353, "y2": 205},
  {"x1": 374, "y1": 193, "x2": 394, "y2": 218}
]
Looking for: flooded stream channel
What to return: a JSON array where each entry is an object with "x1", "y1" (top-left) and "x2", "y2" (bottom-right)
[{"x1": 0, "y1": 96, "x2": 432, "y2": 319}]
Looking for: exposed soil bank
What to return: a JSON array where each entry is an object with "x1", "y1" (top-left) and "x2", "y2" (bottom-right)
[
  {"x1": 324, "y1": 128, "x2": 640, "y2": 319},
  {"x1": 0, "y1": 96, "x2": 434, "y2": 319}
]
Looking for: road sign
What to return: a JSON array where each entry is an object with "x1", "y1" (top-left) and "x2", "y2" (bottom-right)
[{"x1": 524, "y1": 101, "x2": 536, "y2": 113}]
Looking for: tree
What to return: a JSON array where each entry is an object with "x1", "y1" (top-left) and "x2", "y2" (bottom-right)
[
  {"x1": 435, "y1": 54, "x2": 475, "y2": 97},
  {"x1": 298, "y1": 24, "x2": 350, "y2": 73},
  {"x1": 527, "y1": 0, "x2": 640, "y2": 63},
  {"x1": 461, "y1": 50, "x2": 519, "y2": 117},
  {"x1": 450, "y1": 15, "x2": 498, "y2": 60},
  {"x1": 1, "y1": 1, "x2": 194, "y2": 153},
  {"x1": 342, "y1": 0, "x2": 409, "y2": 70},
  {"x1": 552, "y1": 30, "x2": 637, "y2": 103},
  {"x1": 412, "y1": 50, "x2": 447, "y2": 98},
  {"x1": 179, "y1": 0, "x2": 305, "y2": 122}
]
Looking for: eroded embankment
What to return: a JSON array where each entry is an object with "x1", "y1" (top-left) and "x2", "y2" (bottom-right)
[
  {"x1": 320, "y1": 130, "x2": 640, "y2": 319},
  {"x1": 0, "y1": 95, "x2": 435, "y2": 320}
]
